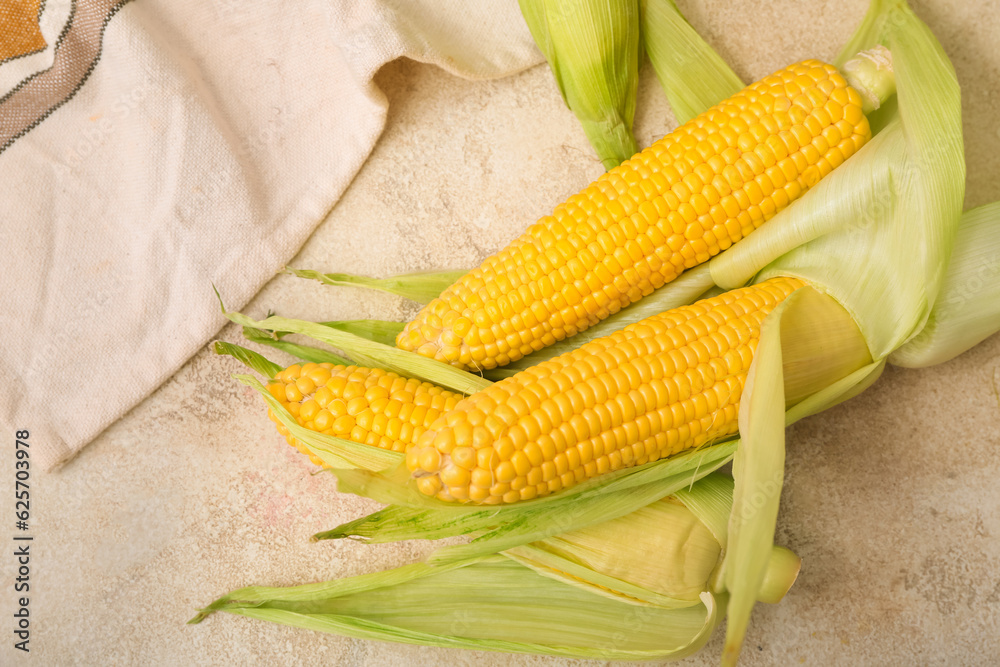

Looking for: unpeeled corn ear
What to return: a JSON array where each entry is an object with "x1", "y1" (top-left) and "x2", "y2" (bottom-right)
[
  {"x1": 518, "y1": 0, "x2": 640, "y2": 170},
  {"x1": 192, "y1": 473, "x2": 801, "y2": 661}
]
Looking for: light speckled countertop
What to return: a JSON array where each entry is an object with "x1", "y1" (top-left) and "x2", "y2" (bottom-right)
[{"x1": 5, "y1": 1, "x2": 1000, "y2": 664}]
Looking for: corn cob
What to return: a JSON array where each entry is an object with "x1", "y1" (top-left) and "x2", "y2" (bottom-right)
[
  {"x1": 406, "y1": 277, "x2": 804, "y2": 503},
  {"x1": 396, "y1": 61, "x2": 870, "y2": 371},
  {"x1": 265, "y1": 362, "x2": 464, "y2": 466}
]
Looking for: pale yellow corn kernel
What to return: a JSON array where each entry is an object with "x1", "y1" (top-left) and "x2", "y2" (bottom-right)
[
  {"x1": 307, "y1": 368, "x2": 331, "y2": 386},
  {"x1": 418, "y1": 447, "x2": 442, "y2": 474},
  {"x1": 397, "y1": 61, "x2": 870, "y2": 372},
  {"x1": 334, "y1": 415, "x2": 356, "y2": 434},
  {"x1": 284, "y1": 383, "x2": 303, "y2": 403},
  {"x1": 295, "y1": 376, "x2": 316, "y2": 396},
  {"x1": 440, "y1": 465, "x2": 471, "y2": 488},
  {"x1": 417, "y1": 476, "x2": 442, "y2": 497},
  {"x1": 314, "y1": 409, "x2": 333, "y2": 431},
  {"x1": 342, "y1": 382, "x2": 365, "y2": 401},
  {"x1": 299, "y1": 399, "x2": 320, "y2": 422},
  {"x1": 266, "y1": 382, "x2": 285, "y2": 401},
  {"x1": 406, "y1": 277, "x2": 804, "y2": 504}
]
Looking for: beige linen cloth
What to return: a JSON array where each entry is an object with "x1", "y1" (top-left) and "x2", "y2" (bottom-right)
[{"x1": 0, "y1": 0, "x2": 541, "y2": 470}]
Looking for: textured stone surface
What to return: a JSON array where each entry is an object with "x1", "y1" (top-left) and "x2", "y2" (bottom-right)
[{"x1": 3, "y1": 0, "x2": 999, "y2": 664}]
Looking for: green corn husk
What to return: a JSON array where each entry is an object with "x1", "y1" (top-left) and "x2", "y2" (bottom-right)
[
  {"x1": 285, "y1": 268, "x2": 466, "y2": 305},
  {"x1": 241, "y1": 325, "x2": 353, "y2": 366},
  {"x1": 241, "y1": 320, "x2": 403, "y2": 364},
  {"x1": 318, "y1": 319, "x2": 406, "y2": 347},
  {"x1": 720, "y1": 288, "x2": 793, "y2": 665},
  {"x1": 319, "y1": 441, "x2": 738, "y2": 562},
  {"x1": 212, "y1": 341, "x2": 283, "y2": 379},
  {"x1": 640, "y1": 0, "x2": 744, "y2": 125},
  {"x1": 215, "y1": 289, "x2": 491, "y2": 397},
  {"x1": 519, "y1": 0, "x2": 640, "y2": 169},
  {"x1": 192, "y1": 474, "x2": 802, "y2": 660},
  {"x1": 506, "y1": 500, "x2": 723, "y2": 606},
  {"x1": 194, "y1": 558, "x2": 720, "y2": 660},
  {"x1": 890, "y1": 201, "x2": 1000, "y2": 367}
]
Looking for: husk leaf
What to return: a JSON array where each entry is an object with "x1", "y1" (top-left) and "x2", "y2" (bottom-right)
[
  {"x1": 672, "y1": 470, "x2": 733, "y2": 550},
  {"x1": 891, "y1": 202, "x2": 1000, "y2": 367},
  {"x1": 518, "y1": 0, "x2": 640, "y2": 169},
  {"x1": 639, "y1": 0, "x2": 744, "y2": 124},
  {"x1": 777, "y1": 287, "x2": 873, "y2": 405},
  {"x1": 212, "y1": 341, "x2": 283, "y2": 378},
  {"x1": 193, "y1": 554, "x2": 720, "y2": 660},
  {"x1": 318, "y1": 441, "x2": 736, "y2": 555},
  {"x1": 784, "y1": 358, "x2": 886, "y2": 425},
  {"x1": 835, "y1": 0, "x2": 894, "y2": 69},
  {"x1": 241, "y1": 325, "x2": 353, "y2": 366},
  {"x1": 320, "y1": 319, "x2": 406, "y2": 347},
  {"x1": 712, "y1": 1, "x2": 963, "y2": 361},
  {"x1": 217, "y1": 297, "x2": 491, "y2": 396},
  {"x1": 720, "y1": 287, "x2": 796, "y2": 666},
  {"x1": 505, "y1": 539, "x2": 708, "y2": 609},
  {"x1": 508, "y1": 490, "x2": 723, "y2": 605},
  {"x1": 285, "y1": 268, "x2": 466, "y2": 305}
]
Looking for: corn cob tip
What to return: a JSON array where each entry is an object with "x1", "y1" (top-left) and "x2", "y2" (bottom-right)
[{"x1": 842, "y1": 46, "x2": 896, "y2": 114}]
